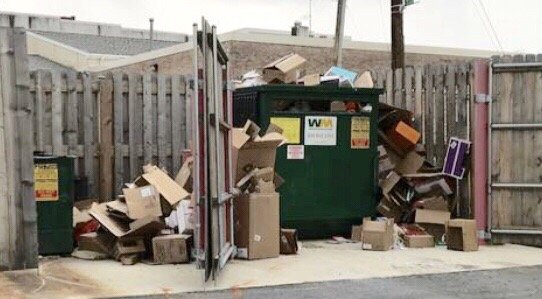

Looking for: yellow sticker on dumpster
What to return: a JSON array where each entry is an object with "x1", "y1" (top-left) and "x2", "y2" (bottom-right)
[
  {"x1": 270, "y1": 117, "x2": 301, "y2": 144},
  {"x1": 351, "y1": 116, "x2": 370, "y2": 149},
  {"x1": 34, "y1": 163, "x2": 59, "y2": 201}
]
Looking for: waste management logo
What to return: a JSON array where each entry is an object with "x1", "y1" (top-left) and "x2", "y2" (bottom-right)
[{"x1": 304, "y1": 116, "x2": 337, "y2": 146}]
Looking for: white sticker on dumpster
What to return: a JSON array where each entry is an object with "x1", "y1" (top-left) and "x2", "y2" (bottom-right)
[
  {"x1": 287, "y1": 145, "x2": 305, "y2": 159},
  {"x1": 304, "y1": 116, "x2": 337, "y2": 146}
]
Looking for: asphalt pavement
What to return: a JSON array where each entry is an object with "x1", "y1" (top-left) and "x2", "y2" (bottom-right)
[{"x1": 132, "y1": 265, "x2": 542, "y2": 299}]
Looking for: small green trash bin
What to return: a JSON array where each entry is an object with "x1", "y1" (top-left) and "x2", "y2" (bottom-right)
[
  {"x1": 233, "y1": 85, "x2": 382, "y2": 238},
  {"x1": 34, "y1": 155, "x2": 75, "y2": 255}
]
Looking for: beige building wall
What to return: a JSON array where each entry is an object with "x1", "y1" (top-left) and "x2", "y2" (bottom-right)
[{"x1": 98, "y1": 40, "x2": 489, "y2": 77}]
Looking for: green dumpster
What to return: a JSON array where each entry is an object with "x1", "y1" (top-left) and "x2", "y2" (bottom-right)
[
  {"x1": 34, "y1": 155, "x2": 75, "y2": 255},
  {"x1": 233, "y1": 85, "x2": 382, "y2": 238}
]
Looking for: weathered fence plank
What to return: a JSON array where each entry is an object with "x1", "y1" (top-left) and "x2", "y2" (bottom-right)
[
  {"x1": 99, "y1": 74, "x2": 114, "y2": 202},
  {"x1": 113, "y1": 73, "x2": 124, "y2": 195},
  {"x1": 82, "y1": 73, "x2": 95, "y2": 198},
  {"x1": 143, "y1": 73, "x2": 153, "y2": 165},
  {"x1": 157, "y1": 75, "x2": 168, "y2": 171},
  {"x1": 171, "y1": 75, "x2": 182, "y2": 172},
  {"x1": 51, "y1": 71, "x2": 63, "y2": 156},
  {"x1": 35, "y1": 71, "x2": 45, "y2": 152},
  {"x1": 434, "y1": 65, "x2": 445, "y2": 166},
  {"x1": 128, "y1": 73, "x2": 138, "y2": 179}
]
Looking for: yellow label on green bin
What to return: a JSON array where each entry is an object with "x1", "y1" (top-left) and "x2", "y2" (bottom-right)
[
  {"x1": 34, "y1": 163, "x2": 59, "y2": 201},
  {"x1": 270, "y1": 117, "x2": 301, "y2": 144},
  {"x1": 351, "y1": 116, "x2": 370, "y2": 149}
]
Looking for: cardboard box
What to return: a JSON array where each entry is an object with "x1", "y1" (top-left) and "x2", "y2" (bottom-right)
[
  {"x1": 351, "y1": 225, "x2": 362, "y2": 242},
  {"x1": 123, "y1": 185, "x2": 162, "y2": 220},
  {"x1": 446, "y1": 219, "x2": 478, "y2": 251},
  {"x1": 78, "y1": 231, "x2": 115, "y2": 255},
  {"x1": 377, "y1": 194, "x2": 404, "y2": 222},
  {"x1": 134, "y1": 167, "x2": 190, "y2": 207},
  {"x1": 262, "y1": 53, "x2": 306, "y2": 83},
  {"x1": 388, "y1": 121, "x2": 421, "y2": 152},
  {"x1": 415, "y1": 209, "x2": 451, "y2": 240},
  {"x1": 253, "y1": 179, "x2": 276, "y2": 193},
  {"x1": 114, "y1": 237, "x2": 146, "y2": 260},
  {"x1": 361, "y1": 217, "x2": 394, "y2": 251},
  {"x1": 234, "y1": 192, "x2": 280, "y2": 259},
  {"x1": 399, "y1": 224, "x2": 435, "y2": 248},
  {"x1": 414, "y1": 178, "x2": 453, "y2": 196},
  {"x1": 232, "y1": 125, "x2": 283, "y2": 183},
  {"x1": 152, "y1": 234, "x2": 192, "y2": 264},
  {"x1": 353, "y1": 71, "x2": 374, "y2": 88},
  {"x1": 254, "y1": 167, "x2": 275, "y2": 182},
  {"x1": 300, "y1": 73, "x2": 320, "y2": 86},
  {"x1": 89, "y1": 203, "x2": 165, "y2": 239},
  {"x1": 380, "y1": 171, "x2": 401, "y2": 195},
  {"x1": 175, "y1": 156, "x2": 193, "y2": 193},
  {"x1": 404, "y1": 235, "x2": 435, "y2": 248},
  {"x1": 418, "y1": 196, "x2": 449, "y2": 211},
  {"x1": 330, "y1": 101, "x2": 346, "y2": 112},
  {"x1": 395, "y1": 151, "x2": 425, "y2": 175},
  {"x1": 280, "y1": 229, "x2": 298, "y2": 254}
]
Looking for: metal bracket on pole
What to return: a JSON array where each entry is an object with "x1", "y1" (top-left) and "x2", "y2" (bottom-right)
[{"x1": 475, "y1": 93, "x2": 490, "y2": 103}]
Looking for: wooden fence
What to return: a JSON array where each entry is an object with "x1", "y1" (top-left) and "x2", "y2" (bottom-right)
[
  {"x1": 490, "y1": 54, "x2": 542, "y2": 247},
  {"x1": 371, "y1": 63, "x2": 474, "y2": 217},
  {"x1": 29, "y1": 71, "x2": 190, "y2": 201},
  {"x1": 0, "y1": 28, "x2": 37, "y2": 270}
]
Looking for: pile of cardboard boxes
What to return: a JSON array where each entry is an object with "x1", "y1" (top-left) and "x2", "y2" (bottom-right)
[
  {"x1": 234, "y1": 52, "x2": 374, "y2": 89},
  {"x1": 351, "y1": 104, "x2": 476, "y2": 252},
  {"x1": 232, "y1": 120, "x2": 298, "y2": 259},
  {"x1": 74, "y1": 164, "x2": 193, "y2": 265}
]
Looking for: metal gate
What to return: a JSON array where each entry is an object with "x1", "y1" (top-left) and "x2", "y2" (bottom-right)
[
  {"x1": 192, "y1": 18, "x2": 236, "y2": 281},
  {"x1": 489, "y1": 56, "x2": 542, "y2": 246}
]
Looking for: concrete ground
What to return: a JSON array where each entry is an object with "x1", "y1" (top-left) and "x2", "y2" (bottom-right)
[
  {"x1": 1, "y1": 242, "x2": 542, "y2": 298},
  {"x1": 167, "y1": 265, "x2": 542, "y2": 299}
]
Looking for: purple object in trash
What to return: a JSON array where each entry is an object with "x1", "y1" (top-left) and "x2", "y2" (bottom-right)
[{"x1": 443, "y1": 137, "x2": 471, "y2": 179}]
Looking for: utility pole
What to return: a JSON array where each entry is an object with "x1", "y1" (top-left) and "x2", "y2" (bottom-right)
[
  {"x1": 334, "y1": 0, "x2": 346, "y2": 67},
  {"x1": 391, "y1": 0, "x2": 404, "y2": 71}
]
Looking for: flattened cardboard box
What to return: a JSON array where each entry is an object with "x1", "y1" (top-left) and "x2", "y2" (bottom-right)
[
  {"x1": 134, "y1": 167, "x2": 190, "y2": 206},
  {"x1": 361, "y1": 217, "x2": 394, "y2": 251},
  {"x1": 234, "y1": 193, "x2": 280, "y2": 259},
  {"x1": 89, "y1": 203, "x2": 165, "y2": 239}
]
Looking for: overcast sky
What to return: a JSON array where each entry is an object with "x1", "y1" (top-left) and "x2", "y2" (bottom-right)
[{"x1": 2, "y1": 0, "x2": 540, "y2": 53}]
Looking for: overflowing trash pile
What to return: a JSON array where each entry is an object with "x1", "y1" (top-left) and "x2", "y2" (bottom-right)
[
  {"x1": 233, "y1": 52, "x2": 374, "y2": 89},
  {"x1": 232, "y1": 52, "x2": 476, "y2": 252},
  {"x1": 73, "y1": 163, "x2": 194, "y2": 265},
  {"x1": 365, "y1": 104, "x2": 474, "y2": 251}
]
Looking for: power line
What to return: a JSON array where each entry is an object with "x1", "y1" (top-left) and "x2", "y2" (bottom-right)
[
  {"x1": 477, "y1": 0, "x2": 504, "y2": 53},
  {"x1": 471, "y1": 0, "x2": 504, "y2": 54}
]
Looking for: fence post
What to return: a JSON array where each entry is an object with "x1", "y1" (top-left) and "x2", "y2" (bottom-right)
[{"x1": 0, "y1": 27, "x2": 38, "y2": 270}]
